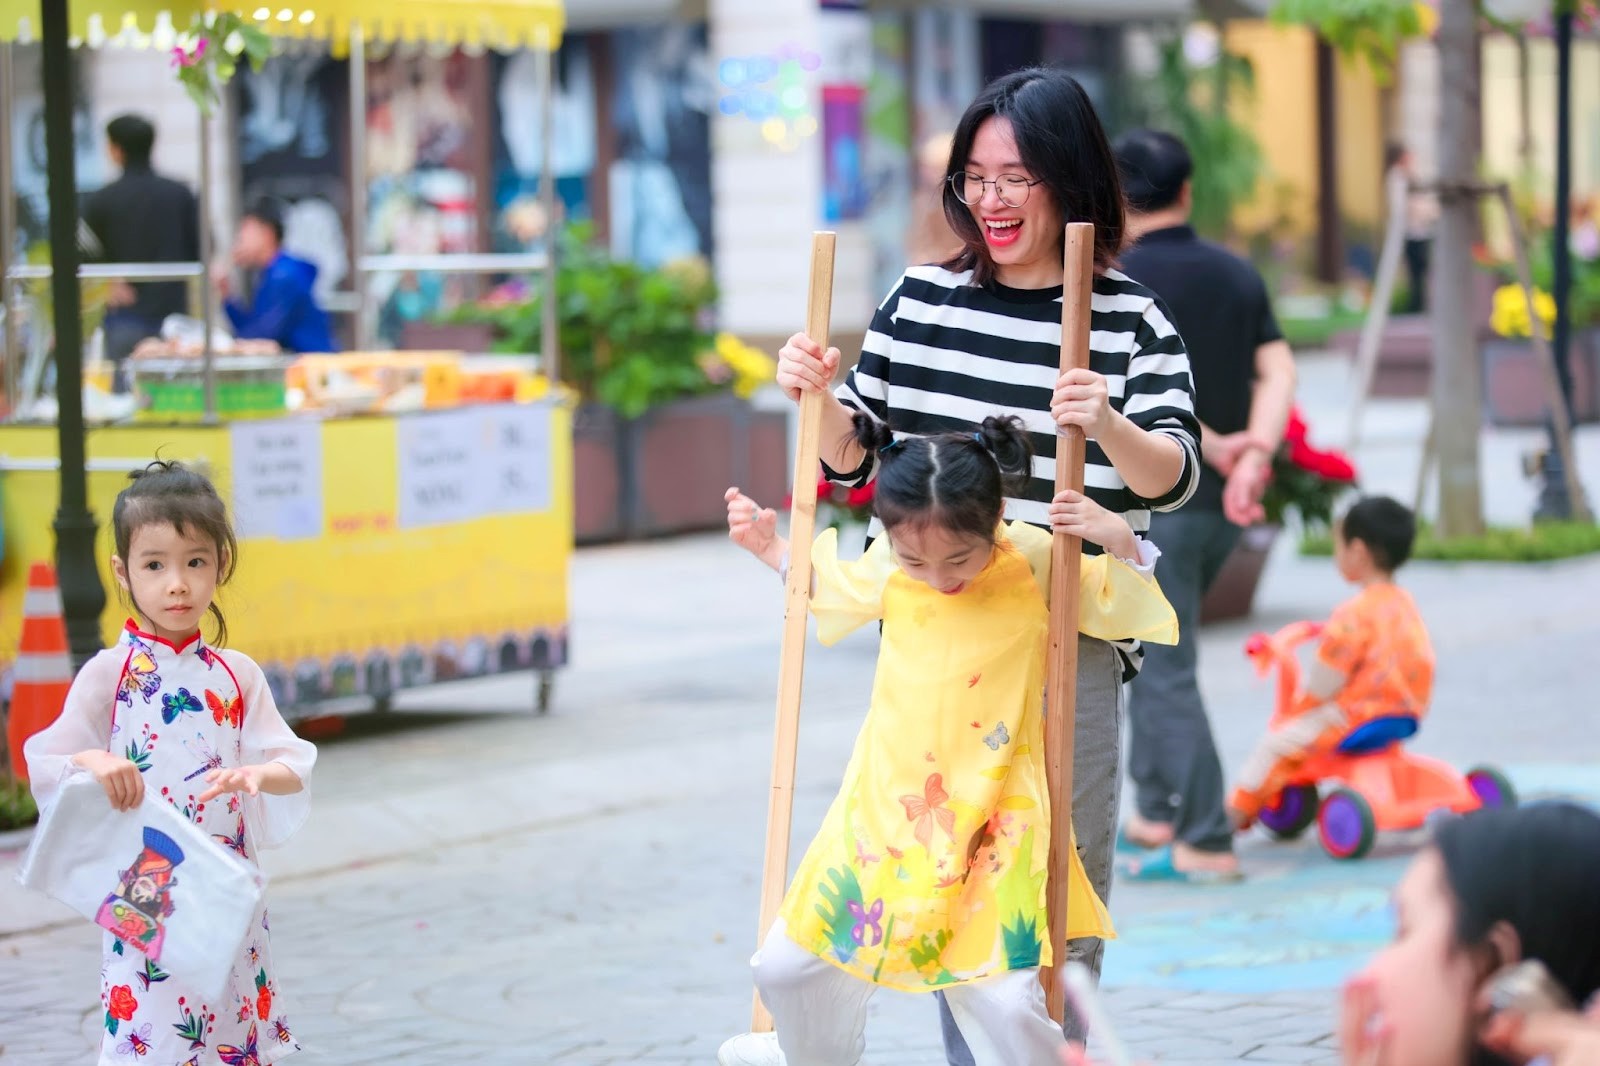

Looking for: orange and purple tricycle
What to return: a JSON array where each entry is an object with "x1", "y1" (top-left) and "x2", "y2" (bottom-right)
[{"x1": 1245, "y1": 621, "x2": 1517, "y2": 861}]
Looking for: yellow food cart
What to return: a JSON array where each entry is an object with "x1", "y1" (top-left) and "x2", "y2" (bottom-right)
[
  {"x1": 0, "y1": 1, "x2": 573, "y2": 719},
  {"x1": 0, "y1": 397, "x2": 572, "y2": 716}
]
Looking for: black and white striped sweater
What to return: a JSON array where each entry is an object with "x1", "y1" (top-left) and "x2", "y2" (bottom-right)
[{"x1": 824, "y1": 264, "x2": 1202, "y2": 678}]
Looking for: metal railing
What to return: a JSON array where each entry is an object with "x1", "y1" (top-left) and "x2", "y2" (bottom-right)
[
  {"x1": 330, "y1": 251, "x2": 554, "y2": 352},
  {"x1": 4, "y1": 262, "x2": 205, "y2": 281},
  {"x1": 1, "y1": 262, "x2": 209, "y2": 412},
  {"x1": 357, "y1": 252, "x2": 549, "y2": 275}
]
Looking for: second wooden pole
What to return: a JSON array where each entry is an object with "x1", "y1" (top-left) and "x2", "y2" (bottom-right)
[{"x1": 1041, "y1": 222, "x2": 1095, "y2": 1023}]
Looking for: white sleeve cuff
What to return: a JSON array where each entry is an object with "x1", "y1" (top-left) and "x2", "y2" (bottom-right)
[{"x1": 1123, "y1": 537, "x2": 1161, "y2": 575}]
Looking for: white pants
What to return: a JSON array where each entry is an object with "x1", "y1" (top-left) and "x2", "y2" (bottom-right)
[{"x1": 753, "y1": 920, "x2": 1066, "y2": 1066}]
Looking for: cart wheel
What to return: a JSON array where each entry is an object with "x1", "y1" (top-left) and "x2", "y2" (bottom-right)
[
  {"x1": 1466, "y1": 766, "x2": 1518, "y2": 810},
  {"x1": 1318, "y1": 789, "x2": 1377, "y2": 860},
  {"x1": 536, "y1": 671, "x2": 554, "y2": 715},
  {"x1": 1258, "y1": 784, "x2": 1320, "y2": 840}
]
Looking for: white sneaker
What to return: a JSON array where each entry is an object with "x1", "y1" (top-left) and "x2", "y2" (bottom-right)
[{"x1": 716, "y1": 1031, "x2": 785, "y2": 1066}]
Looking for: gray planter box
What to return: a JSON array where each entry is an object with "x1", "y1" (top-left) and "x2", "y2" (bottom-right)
[
  {"x1": 573, "y1": 394, "x2": 790, "y2": 544},
  {"x1": 1481, "y1": 329, "x2": 1600, "y2": 427}
]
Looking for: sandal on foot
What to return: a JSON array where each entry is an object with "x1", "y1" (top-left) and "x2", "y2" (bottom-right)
[
  {"x1": 1116, "y1": 827, "x2": 1169, "y2": 854},
  {"x1": 1119, "y1": 845, "x2": 1244, "y2": 885}
]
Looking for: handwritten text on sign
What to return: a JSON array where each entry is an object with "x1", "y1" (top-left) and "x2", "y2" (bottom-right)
[
  {"x1": 230, "y1": 420, "x2": 324, "y2": 541},
  {"x1": 397, "y1": 405, "x2": 552, "y2": 529},
  {"x1": 397, "y1": 410, "x2": 480, "y2": 528},
  {"x1": 480, "y1": 404, "x2": 553, "y2": 517}
]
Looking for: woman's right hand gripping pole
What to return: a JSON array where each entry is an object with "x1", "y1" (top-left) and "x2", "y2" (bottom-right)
[
  {"x1": 776, "y1": 332, "x2": 840, "y2": 402},
  {"x1": 776, "y1": 333, "x2": 867, "y2": 476}
]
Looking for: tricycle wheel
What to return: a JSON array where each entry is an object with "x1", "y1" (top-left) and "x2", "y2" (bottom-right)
[
  {"x1": 1465, "y1": 766, "x2": 1518, "y2": 810},
  {"x1": 1318, "y1": 788, "x2": 1376, "y2": 860},
  {"x1": 1258, "y1": 783, "x2": 1320, "y2": 840}
]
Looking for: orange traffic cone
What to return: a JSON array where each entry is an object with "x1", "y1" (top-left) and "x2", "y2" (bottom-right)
[{"x1": 7, "y1": 563, "x2": 74, "y2": 784}]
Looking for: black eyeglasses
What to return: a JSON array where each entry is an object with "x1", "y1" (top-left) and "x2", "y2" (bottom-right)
[{"x1": 949, "y1": 172, "x2": 1045, "y2": 208}]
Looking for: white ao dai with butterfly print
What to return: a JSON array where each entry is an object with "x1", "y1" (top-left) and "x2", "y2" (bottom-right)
[{"x1": 24, "y1": 622, "x2": 315, "y2": 1065}]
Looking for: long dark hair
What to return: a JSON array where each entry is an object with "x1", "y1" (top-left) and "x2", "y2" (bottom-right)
[
  {"x1": 940, "y1": 67, "x2": 1126, "y2": 285},
  {"x1": 112, "y1": 460, "x2": 239, "y2": 646},
  {"x1": 1433, "y1": 803, "x2": 1600, "y2": 1065},
  {"x1": 852, "y1": 413, "x2": 1032, "y2": 543}
]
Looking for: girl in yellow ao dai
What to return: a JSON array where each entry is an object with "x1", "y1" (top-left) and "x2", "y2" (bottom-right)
[{"x1": 719, "y1": 414, "x2": 1178, "y2": 1066}]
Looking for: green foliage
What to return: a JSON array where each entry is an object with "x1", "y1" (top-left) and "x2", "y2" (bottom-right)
[
  {"x1": 1271, "y1": 0, "x2": 1423, "y2": 78},
  {"x1": 172, "y1": 13, "x2": 273, "y2": 115},
  {"x1": 1301, "y1": 520, "x2": 1600, "y2": 561},
  {"x1": 0, "y1": 774, "x2": 38, "y2": 831},
  {"x1": 447, "y1": 223, "x2": 722, "y2": 418},
  {"x1": 1494, "y1": 234, "x2": 1600, "y2": 331},
  {"x1": 1139, "y1": 37, "x2": 1265, "y2": 238},
  {"x1": 1277, "y1": 305, "x2": 1366, "y2": 349},
  {"x1": 1264, "y1": 455, "x2": 1356, "y2": 532}
]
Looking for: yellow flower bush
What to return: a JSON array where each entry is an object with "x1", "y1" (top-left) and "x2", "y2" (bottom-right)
[
  {"x1": 705, "y1": 332, "x2": 778, "y2": 399},
  {"x1": 1490, "y1": 284, "x2": 1557, "y2": 339}
]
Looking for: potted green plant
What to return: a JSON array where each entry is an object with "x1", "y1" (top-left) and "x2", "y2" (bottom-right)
[
  {"x1": 448, "y1": 225, "x2": 789, "y2": 541},
  {"x1": 1477, "y1": 227, "x2": 1600, "y2": 426}
]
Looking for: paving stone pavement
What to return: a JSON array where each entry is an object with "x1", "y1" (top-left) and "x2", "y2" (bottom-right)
[{"x1": 3, "y1": 355, "x2": 1599, "y2": 1065}]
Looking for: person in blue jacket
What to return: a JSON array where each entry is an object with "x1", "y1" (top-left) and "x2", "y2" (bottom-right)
[{"x1": 216, "y1": 199, "x2": 337, "y2": 353}]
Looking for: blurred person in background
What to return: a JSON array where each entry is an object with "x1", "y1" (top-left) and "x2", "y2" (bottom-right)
[
  {"x1": 82, "y1": 114, "x2": 200, "y2": 388},
  {"x1": 215, "y1": 198, "x2": 337, "y2": 354},
  {"x1": 1111, "y1": 129, "x2": 1295, "y2": 884},
  {"x1": 1385, "y1": 142, "x2": 1437, "y2": 314}
]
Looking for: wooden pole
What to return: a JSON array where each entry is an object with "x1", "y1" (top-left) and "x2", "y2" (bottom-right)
[
  {"x1": 1041, "y1": 222, "x2": 1094, "y2": 1023},
  {"x1": 750, "y1": 232, "x2": 836, "y2": 1032},
  {"x1": 1347, "y1": 171, "x2": 1408, "y2": 449}
]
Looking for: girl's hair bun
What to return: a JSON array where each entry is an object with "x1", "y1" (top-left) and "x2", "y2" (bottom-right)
[
  {"x1": 975, "y1": 414, "x2": 1033, "y2": 496},
  {"x1": 851, "y1": 412, "x2": 897, "y2": 455}
]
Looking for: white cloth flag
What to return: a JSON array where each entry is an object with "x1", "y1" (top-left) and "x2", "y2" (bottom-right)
[{"x1": 17, "y1": 774, "x2": 264, "y2": 1000}]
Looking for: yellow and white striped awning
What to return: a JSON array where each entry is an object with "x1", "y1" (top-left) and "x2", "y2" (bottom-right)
[{"x1": 0, "y1": 0, "x2": 564, "y2": 50}]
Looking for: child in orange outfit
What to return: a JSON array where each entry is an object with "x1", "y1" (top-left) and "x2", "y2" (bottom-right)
[{"x1": 1227, "y1": 496, "x2": 1434, "y2": 827}]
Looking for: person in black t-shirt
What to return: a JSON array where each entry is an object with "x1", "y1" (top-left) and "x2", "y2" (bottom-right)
[
  {"x1": 82, "y1": 115, "x2": 200, "y2": 388},
  {"x1": 1112, "y1": 130, "x2": 1297, "y2": 882}
]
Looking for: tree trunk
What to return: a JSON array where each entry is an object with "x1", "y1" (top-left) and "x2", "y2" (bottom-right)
[{"x1": 1430, "y1": 0, "x2": 1485, "y2": 537}]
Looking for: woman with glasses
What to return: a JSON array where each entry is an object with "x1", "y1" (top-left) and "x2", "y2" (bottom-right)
[{"x1": 768, "y1": 67, "x2": 1200, "y2": 1063}]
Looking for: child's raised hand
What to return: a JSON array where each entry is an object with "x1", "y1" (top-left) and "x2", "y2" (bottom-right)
[
  {"x1": 75, "y1": 749, "x2": 145, "y2": 812},
  {"x1": 198, "y1": 765, "x2": 265, "y2": 804},
  {"x1": 726, "y1": 486, "x2": 778, "y2": 551},
  {"x1": 1049, "y1": 489, "x2": 1139, "y2": 563}
]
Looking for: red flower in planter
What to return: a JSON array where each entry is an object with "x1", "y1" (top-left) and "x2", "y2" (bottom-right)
[
  {"x1": 1262, "y1": 407, "x2": 1360, "y2": 530},
  {"x1": 1283, "y1": 408, "x2": 1357, "y2": 482}
]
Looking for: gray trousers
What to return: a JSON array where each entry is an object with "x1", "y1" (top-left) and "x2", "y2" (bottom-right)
[
  {"x1": 938, "y1": 634, "x2": 1125, "y2": 1058},
  {"x1": 1126, "y1": 508, "x2": 1238, "y2": 854}
]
